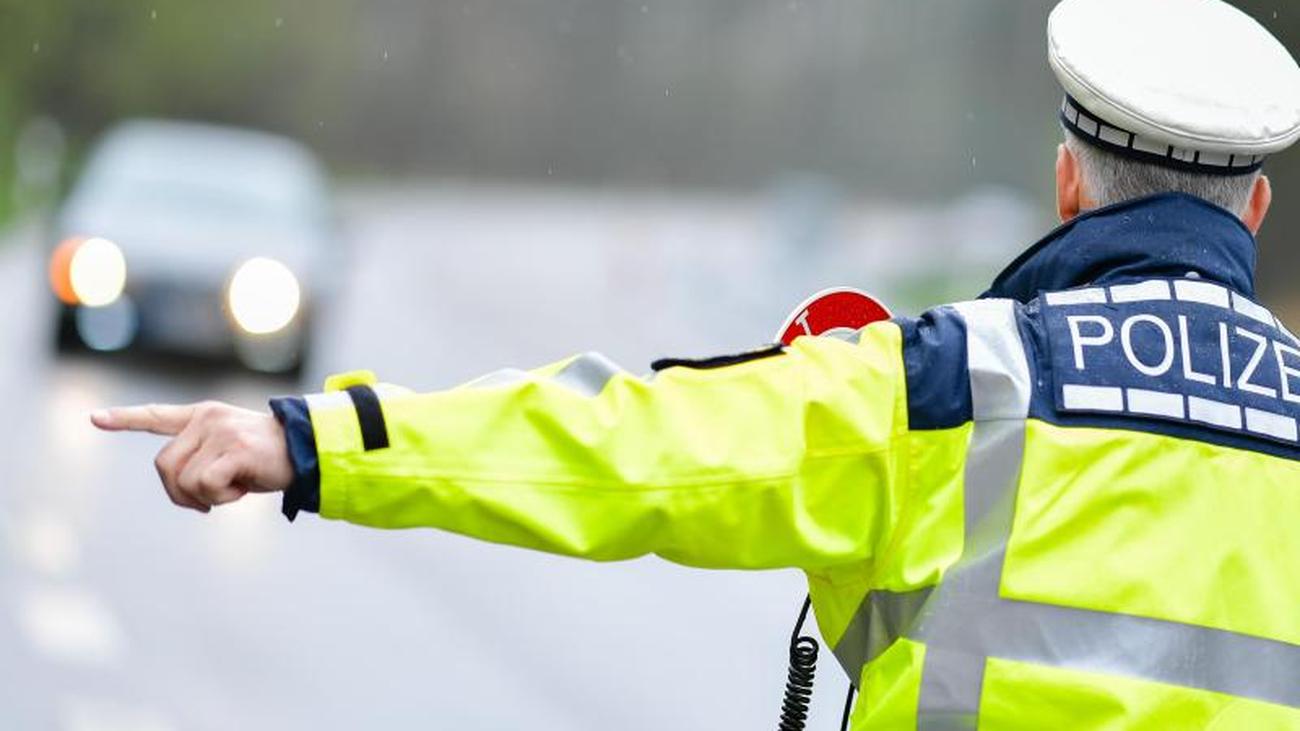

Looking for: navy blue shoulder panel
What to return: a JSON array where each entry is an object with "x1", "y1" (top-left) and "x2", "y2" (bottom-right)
[
  {"x1": 1023, "y1": 280, "x2": 1300, "y2": 462},
  {"x1": 1018, "y1": 297, "x2": 1056, "y2": 418},
  {"x1": 894, "y1": 307, "x2": 973, "y2": 430}
]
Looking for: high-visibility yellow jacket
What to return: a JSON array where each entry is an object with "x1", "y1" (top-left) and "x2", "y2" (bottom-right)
[{"x1": 276, "y1": 194, "x2": 1300, "y2": 728}]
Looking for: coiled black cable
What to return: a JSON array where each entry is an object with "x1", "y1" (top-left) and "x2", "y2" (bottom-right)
[
  {"x1": 839, "y1": 682, "x2": 857, "y2": 731},
  {"x1": 777, "y1": 595, "x2": 859, "y2": 731},
  {"x1": 778, "y1": 596, "x2": 820, "y2": 730}
]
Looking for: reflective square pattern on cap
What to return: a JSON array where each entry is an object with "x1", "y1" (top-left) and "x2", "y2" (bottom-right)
[{"x1": 1049, "y1": 0, "x2": 1300, "y2": 174}]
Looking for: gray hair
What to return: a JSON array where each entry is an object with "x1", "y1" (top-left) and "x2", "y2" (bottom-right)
[{"x1": 1063, "y1": 129, "x2": 1259, "y2": 215}]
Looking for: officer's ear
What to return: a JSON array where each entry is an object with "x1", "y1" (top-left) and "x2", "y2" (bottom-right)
[
  {"x1": 1240, "y1": 174, "x2": 1272, "y2": 236},
  {"x1": 1056, "y1": 143, "x2": 1086, "y2": 223}
]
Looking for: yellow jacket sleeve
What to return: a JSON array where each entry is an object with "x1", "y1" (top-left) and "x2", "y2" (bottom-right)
[{"x1": 306, "y1": 322, "x2": 909, "y2": 571}]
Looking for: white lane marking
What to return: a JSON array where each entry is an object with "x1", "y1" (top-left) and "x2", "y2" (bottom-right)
[
  {"x1": 18, "y1": 586, "x2": 126, "y2": 666},
  {"x1": 60, "y1": 697, "x2": 175, "y2": 731},
  {"x1": 14, "y1": 511, "x2": 80, "y2": 576},
  {"x1": 1062, "y1": 384, "x2": 1124, "y2": 412},
  {"x1": 206, "y1": 493, "x2": 277, "y2": 572}
]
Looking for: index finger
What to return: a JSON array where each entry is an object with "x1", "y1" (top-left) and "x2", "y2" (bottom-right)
[{"x1": 91, "y1": 404, "x2": 196, "y2": 436}]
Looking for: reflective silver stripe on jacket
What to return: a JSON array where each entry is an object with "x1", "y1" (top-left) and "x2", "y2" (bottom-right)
[
  {"x1": 912, "y1": 299, "x2": 1032, "y2": 729},
  {"x1": 467, "y1": 352, "x2": 623, "y2": 397},
  {"x1": 829, "y1": 299, "x2": 1300, "y2": 727}
]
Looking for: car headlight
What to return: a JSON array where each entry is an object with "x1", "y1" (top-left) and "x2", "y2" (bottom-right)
[
  {"x1": 50, "y1": 237, "x2": 127, "y2": 307},
  {"x1": 227, "y1": 257, "x2": 301, "y2": 335}
]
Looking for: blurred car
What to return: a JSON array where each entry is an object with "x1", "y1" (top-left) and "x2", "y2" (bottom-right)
[{"x1": 47, "y1": 119, "x2": 338, "y2": 374}]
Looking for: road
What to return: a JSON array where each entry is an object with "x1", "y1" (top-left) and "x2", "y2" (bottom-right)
[{"x1": 0, "y1": 182, "x2": 1032, "y2": 730}]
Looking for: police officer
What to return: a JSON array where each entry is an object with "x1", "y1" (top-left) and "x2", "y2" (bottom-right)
[{"x1": 95, "y1": 0, "x2": 1300, "y2": 727}]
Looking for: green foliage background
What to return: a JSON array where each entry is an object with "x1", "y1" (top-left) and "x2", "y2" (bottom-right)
[
  {"x1": 0, "y1": 1, "x2": 353, "y2": 221},
  {"x1": 0, "y1": 1, "x2": 1297, "y2": 300}
]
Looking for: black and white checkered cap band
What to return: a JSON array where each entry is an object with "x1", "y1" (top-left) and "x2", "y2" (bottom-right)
[{"x1": 1061, "y1": 95, "x2": 1264, "y2": 176}]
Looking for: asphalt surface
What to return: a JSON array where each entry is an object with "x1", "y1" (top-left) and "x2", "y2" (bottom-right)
[{"x1": 0, "y1": 182, "x2": 937, "y2": 731}]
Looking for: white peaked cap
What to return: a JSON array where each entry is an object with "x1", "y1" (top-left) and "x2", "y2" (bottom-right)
[{"x1": 1049, "y1": 0, "x2": 1300, "y2": 175}]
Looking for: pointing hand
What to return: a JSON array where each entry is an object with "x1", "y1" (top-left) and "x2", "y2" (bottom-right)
[{"x1": 92, "y1": 402, "x2": 293, "y2": 512}]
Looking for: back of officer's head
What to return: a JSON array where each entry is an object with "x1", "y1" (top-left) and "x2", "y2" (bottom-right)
[
  {"x1": 1061, "y1": 130, "x2": 1261, "y2": 217},
  {"x1": 1047, "y1": 0, "x2": 1300, "y2": 234}
]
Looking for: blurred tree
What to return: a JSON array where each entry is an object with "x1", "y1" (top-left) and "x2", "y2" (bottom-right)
[
  {"x1": 0, "y1": 0, "x2": 1297, "y2": 307},
  {"x1": 0, "y1": 0, "x2": 356, "y2": 221},
  {"x1": 0, "y1": 1, "x2": 1069, "y2": 210}
]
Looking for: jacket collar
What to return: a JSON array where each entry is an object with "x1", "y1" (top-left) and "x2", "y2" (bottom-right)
[{"x1": 982, "y1": 193, "x2": 1258, "y2": 303}]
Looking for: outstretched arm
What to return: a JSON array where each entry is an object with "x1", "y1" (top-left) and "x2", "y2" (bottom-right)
[{"x1": 94, "y1": 323, "x2": 909, "y2": 571}]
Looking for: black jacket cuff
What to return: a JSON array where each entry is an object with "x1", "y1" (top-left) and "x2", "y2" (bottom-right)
[{"x1": 270, "y1": 396, "x2": 320, "y2": 522}]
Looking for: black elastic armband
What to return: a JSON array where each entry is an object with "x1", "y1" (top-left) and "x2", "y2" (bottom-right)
[{"x1": 344, "y1": 384, "x2": 390, "y2": 452}]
